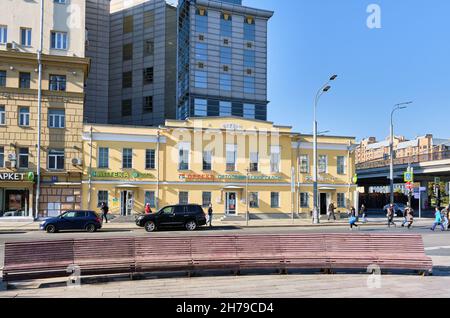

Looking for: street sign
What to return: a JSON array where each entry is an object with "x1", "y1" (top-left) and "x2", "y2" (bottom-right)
[
  {"x1": 405, "y1": 182, "x2": 413, "y2": 190},
  {"x1": 404, "y1": 171, "x2": 413, "y2": 183}
]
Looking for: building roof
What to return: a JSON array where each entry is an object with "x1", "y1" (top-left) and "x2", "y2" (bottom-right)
[{"x1": 366, "y1": 140, "x2": 389, "y2": 150}]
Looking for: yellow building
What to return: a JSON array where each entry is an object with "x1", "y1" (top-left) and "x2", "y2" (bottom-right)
[{"x1": 82, "y1": 117, "x2": 357, "y2": 219}]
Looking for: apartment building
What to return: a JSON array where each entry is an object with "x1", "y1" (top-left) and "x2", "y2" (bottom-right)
[{"x1": 0, "y1": 0, "x2": 90, "y2": 217}]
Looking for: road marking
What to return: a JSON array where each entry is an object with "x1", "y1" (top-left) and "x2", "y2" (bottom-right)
[{"x1": 425, "y1": 246, "x2": 450, "y2": 251}]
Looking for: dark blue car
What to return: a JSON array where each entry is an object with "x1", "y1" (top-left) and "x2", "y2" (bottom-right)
[{"x1": 40, "y1": 210, "x2": 103, "y2": 233}]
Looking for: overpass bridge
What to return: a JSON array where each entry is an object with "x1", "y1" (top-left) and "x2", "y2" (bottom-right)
[{"x1": 356, "y1": 150, "x2": 450, "y2": 187}]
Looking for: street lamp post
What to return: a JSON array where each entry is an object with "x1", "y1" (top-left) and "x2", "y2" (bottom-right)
[
  {"x1": 312, "y1": 75, "x2": 337, "y2": 224},
  {"x1": 389, "y1": 102, "x2": 412, "y2": 205},
  {"x1": 245, "y1": 168, "x2": 250, "y2": 226}
]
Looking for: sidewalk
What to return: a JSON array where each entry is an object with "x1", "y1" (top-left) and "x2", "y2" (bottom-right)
[{"x1": 0, "y1": 217, "x2": 435, "y2": 232}]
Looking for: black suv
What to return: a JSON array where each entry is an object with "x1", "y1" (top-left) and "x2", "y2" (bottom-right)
[{"x1": 136, "y1": 204, "x2": 207, "y2": 232}]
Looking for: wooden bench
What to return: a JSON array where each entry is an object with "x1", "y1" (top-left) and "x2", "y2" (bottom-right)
[{"x1": 2, "y1": 233, "x2": 433, "y2": 283}]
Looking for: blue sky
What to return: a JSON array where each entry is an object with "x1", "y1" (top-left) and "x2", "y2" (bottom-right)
[{"x1": 244, "y1": 0, "x2": 450, "y2": 141}]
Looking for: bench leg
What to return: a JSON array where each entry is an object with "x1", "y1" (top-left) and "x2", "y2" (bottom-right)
[
  {"x1": 278, "y1": 269, "x2": 288, "y2": 275},
  {"x1": 233, "y1": 270, "x2": 241, "y2": 276}
]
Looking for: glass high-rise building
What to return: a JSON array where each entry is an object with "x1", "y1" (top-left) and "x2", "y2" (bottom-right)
[{"x1": 177, "y1": 0, "x2": 273, "y2": 121}]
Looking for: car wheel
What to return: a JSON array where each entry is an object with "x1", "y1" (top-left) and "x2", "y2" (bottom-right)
[
  {"x1": 46, "y1": 225, "x2": 57, "y2": 233},
  {"x1": 185, "y1": 221, "x2": 197, "y2": 231},
  {"x1": 85, "y1": 224, "x2": 96, "y2": 233},
  {"x1": 144, "y1": 221, "x2": 156, "y2": 232}
]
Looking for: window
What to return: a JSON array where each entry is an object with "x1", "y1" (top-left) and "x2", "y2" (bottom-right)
[
  {"x1": 220, "y1": 74, "x2": 231, "y2": 91},
  {"x1": 219, "y1": 101, "x2": 232, "y2": 117},
  {"x1": 178, "y1": 142, "x2": 190, "y2": 170},
  {"x1": 220, "y1": 46, "x2": 232, "y2": 65},
  {"x1": 143, "y1": 10, "x2": 154, "y2": 28},
  {"x1": 0, "y1": 26, "x2": 7, "y2": 44},
  {"x1": 249, "y1": 192, "x2": 259, "y2": 208},
  {"x1": 145, "y1": 191, "x2": 156, "y2": 208},
  {"x1": 220, "y1": 12, "x2": 232, "y2": 37},
  {"x1": 145, "y1": 149, "x2": 155, "y2": 170},
  {"x1": 143, "y1": 96, "x2": 153, "y2": 113},
  {"x1": 19, "y1": 107, "x2": 30, "y2": 127},
  {"x1": 19, "y1": 148, "x2": 29, "y2": 168},
  {"x1": 122, "y1": 71, "x2": 132, "y2": 88},
  {"x1": 195, "y1": 8, "x2": 208, "y2": 34},
  {"x1": 143, "y1": 67, "x2": 153, "y2": 85},
  {"x1": 244, "y1": 76, "x2": 255, "y2": 94},
  {"x1": 250, "y1": 152, "x2": 258, "y2": 172},
  {"x1": 20, "y1": 28, "x2": 32, "y2": 46},
  {"x1": 226, "y1": 144, "x2": 237, "y2": 171},
  {"x1": 123, "y1": 15, "x2": 133, "y2": 33},
  {"x1": 48, "y1": 109, "x2": 65, "y2": 128},
  {"x1": 98, "y1": 147, "x2": 109, "y2": 169},
  {"x1": 244, "y1": 16, "x2": 255, "y2": 41},
  {"x1": 195, "y1": 42, "x2": 208, "y2": 61},
  {"x1": 271, "y1": 192, "x2": 280, "y2": 208},
  {"x1": 144, "y1": 40, "x2": 154, "y2": 56},
  {"x1": 300, "y1": 193, "x2": 309, "y2": 208},
  {"x1": 243, "y1": 103, "x2": 255, "y2": 119},
  {"x1": 0, "y1": 146, "x2": 4, "y2": 168},
  {"x1": 244, "y1": 49, "x2": 255, "y2": 68},
  {"x1": 54, "y1": 0, "x2": 67, "y2": 3},
  {"x1": 319, "y1": 155, "x2": 328, "y2": 173},
  {"x1": 0, "y1": 106, "x2": 5, "y2": 125},
  {"x1": 19, "y1": 72, "x2": 31, "y2": 89},
  {"x1": 270, "y1": 146, "x2": 281, "y2": 173},
  {"x1": 299, "y1": 155, "x2": 309, "y2": 173},
  {"x1": 202, "y1": 192, "x2": 211, "y2": 208},
  {"x1": 194, "y1": 98, "x2": 207, "y2": 117},
  {"x1": 97, "y1": 191, "x2": 108, "y2": 208},
  {"x1": 0, "y1": 71, "x2": 5, "y2": 87},
  {"x1": 49, "y1": 75, "x2": 66, "y2": 91},
  {"x1": 194, "y1": 71, "x2": 207, "y2": 88},
  {"x1": 123, "y1": 43, "x2": 133, "y2": 61},
  {"x1": 179, "y1": 192, "x2": 189, "y2": 205},
  {"x1": 51, "y1": 31, "x2": 68, "y2": 50},
  {"x1": 337, "y1": 156, "x2": 346, "y2": 175},
  {"x1": 203, "y1": 151, "x2": 212, "y2": 171},
  {"x1": 122, "y1": 99, "x2": 132, "y2": 117},
  {"x1": 48, "y1": 149, "x2": 64, "y2": 170},
  {"x1": 337, "y1": 193, "x2": 346, "y2": 208},
  {"x1": 122, "y1": 148, "x2": 133, "y2": 169}
]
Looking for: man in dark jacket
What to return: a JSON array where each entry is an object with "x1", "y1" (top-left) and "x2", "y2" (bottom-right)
[
  {"x1": 101, "y1": 202, "x2": 109, "y2": 223},
  {"x1": 207, "y1": 204, "x2": 213, "y2": 227}
]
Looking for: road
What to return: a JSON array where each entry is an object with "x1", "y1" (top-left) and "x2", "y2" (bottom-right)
[{"x1": 1, "y1": 223, "x2": 449, "y2": 298}]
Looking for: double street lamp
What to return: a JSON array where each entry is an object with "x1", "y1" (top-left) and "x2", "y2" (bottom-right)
[
  {"x1": 312, "y1": 75, "x2": 337, "y2": 224},
  {"x1": 389, "y1": 101, "x2": 413, "y2": 205}
]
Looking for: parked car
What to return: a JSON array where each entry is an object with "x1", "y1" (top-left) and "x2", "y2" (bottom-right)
[
  {"x1": 383, "y1": 203, "x2": 406, "y2": 217},
  {"x1": 136, "y1": 204, "x2": 207, "y2": 232},
  {"x1": 40, "y1": 210, "x2": 103, "y2": 233},
  {"x1": 0, "y1": 210, "x2": 26, "y2": 217}
]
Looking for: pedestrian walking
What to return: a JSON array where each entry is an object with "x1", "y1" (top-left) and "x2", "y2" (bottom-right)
[
  {"x1": 446, "y1": 206, "x2": 450, "y2": 231},
  {"x1": 387, "y1": 204, "x2": 396, "y2": 228},
  {"x1": 431, "y1": 207, "x2": 445, "y2": 231},
  {"x1": 402, "y1": 206, "x2": 414, "y2": 229},
  {"x1": 100, "y1": 202, "x2": 109, "y2": 223},
  {"x1": 441, "y1": 207, "x2": 449, "y2": 231},
  {"x1": 360, "y1": 204, "x2": 368, "y2": 223},
  {"x1": 349, "y1": 206, "x2": 358, "y2": 229},
  {"x1": 145, "y1": 203, "x2": 152, "y2": 214},
  {"x1": 207, "y1": 204, "x2": 213, "y2": 227},
  {"x1": 327, "y1": 202, "x2": 336, "y2": 221}
]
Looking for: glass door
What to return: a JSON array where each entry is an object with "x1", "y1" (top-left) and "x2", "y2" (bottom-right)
[{"x1": 226, "y1": 192, "x2": 237, "y2": 215}]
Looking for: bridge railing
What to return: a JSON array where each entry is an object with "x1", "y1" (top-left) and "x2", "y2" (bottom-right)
[{"x1": 356, "y1": 150, "x2": 450, "y2": 170}]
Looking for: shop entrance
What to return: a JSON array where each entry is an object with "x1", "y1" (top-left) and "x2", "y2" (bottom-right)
[
  {"x1": 4, "y1": 189, "x2": 29, "y2": 215},
  {"x1": 120, "y1": 191, "x2": 134, "y2": 216},
  {"x1": 320, "y1": 193, "x2": 328, "y2": 215},
  {"x1": 225, "y1": 192, "x2": 237, "y2": 215}
]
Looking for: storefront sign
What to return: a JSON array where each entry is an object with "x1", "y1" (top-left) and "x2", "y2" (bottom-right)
[
  {"x1": 0, "y1": 173, "x2": 27, "y2": 181},
  {"x1": 305, "y1": 175, "x2": 339, "y2": 183},
  {"x1": 179, "y1": 173, "x2": 283, "y2": 182},
  {"x1": 90, "y1": 171, "x2": 155, "y2": 179},
  {"x1": 222, "y1": 123, "x2": 243, "y2": 130}
]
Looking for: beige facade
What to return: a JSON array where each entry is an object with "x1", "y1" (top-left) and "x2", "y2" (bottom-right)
[
  {"x1": 82, "y1": 117, "x2": 357, "y2": 219},
  {"x1": 0, "y1": 0, "x2": 86, "y2": 58}
]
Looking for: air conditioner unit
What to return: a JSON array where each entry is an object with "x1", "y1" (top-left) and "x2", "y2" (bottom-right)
[
  {"x1": 6, "y1": 42, "x2": 17, "y2": 51},
  {"x1": 72, "y1": 158, "x2": 82, "y2": 166},
  {"x1": 8, "y1": 153, "x2": 17, "y2": 161}
]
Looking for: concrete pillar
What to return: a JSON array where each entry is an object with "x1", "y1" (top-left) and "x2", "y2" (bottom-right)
[{"x1": 420, "y1": 181, "x2": 428, "y2": 210}]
